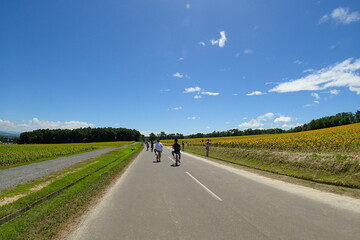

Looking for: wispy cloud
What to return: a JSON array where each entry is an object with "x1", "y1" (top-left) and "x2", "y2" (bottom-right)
[
  {"x1": 311, "y1": 93, "x2": 320, "y2": 99},
  {"x1": 243, "y1": 48, "x2": 254, "y2": 54},
  {"x1": 160, "y1": 89, "x2": 171, "y2": 92},
  {"x1": 184, "y1": 86, "x2": 220, "y2": 97},
  {"x1": 0, "y1": 118, "x2": 94, "y2": 132},
  {"x1": 199, "y1": 41, "x2": 206, "y2": 46},
  {"x1": 211, "y1": 31, "x2": 227, "y2": 48},
  {"x1": 239, "y1": 113, "x2": 294, "y2": 129},
  {"x1": 303, "y1": 68, "x2": 315, "y2": 73},
  {"x1": 168, "y1": 106, "x2": 182, "y2": 111},
  {"x1": 269, "y1": 58, "x2": 360, "y2": 95},
  {"x1": 246, "y1": 91, "x2": 265, "y2": 96},
  {"x1": 329, "y1": 89, "x2": 340, "y2": 95},
  {"x1": 320, "y1": 7, "x2": 360, "y2": 25},
  {"x1": 187, "y1": 116, "x2": 200, "y2": 120},
  {"x1": 294, "y1": 60, "x2": 303, "y2": 65},
  {"x1": 201, "y1": 91, "x2": 220, "y2": 96},
  {"x1": 173, "y1": 72, "x2": 189, "y2": 78},
  {"x1": 238, "y1": 113, "x2": 274, "y2": 128},
  {"x1": 184, "y1": 86, "x2": 202, "y2": 93}
]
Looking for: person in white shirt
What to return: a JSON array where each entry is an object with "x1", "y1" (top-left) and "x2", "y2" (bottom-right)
[{"x1": 154, "y1": 139, "x2": 163, "y2": 162}]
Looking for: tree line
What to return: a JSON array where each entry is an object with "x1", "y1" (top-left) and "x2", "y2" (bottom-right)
[
  {"x1": 18, "y1": 127, "x2": 142, "y2": 144},
  {"x1": 148, "y1": 110, "x2": 360, "y2": 140}
]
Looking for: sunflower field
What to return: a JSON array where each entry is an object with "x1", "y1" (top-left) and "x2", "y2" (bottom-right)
[{"x1": 164, "y1": 123, "x2": 360, "y2": 153}]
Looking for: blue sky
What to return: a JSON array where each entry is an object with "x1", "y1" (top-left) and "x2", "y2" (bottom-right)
[{"x1": 1, "y1": 0, "x2": 359, "y2": 136}]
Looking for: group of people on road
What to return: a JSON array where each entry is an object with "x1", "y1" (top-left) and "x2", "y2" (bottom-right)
[{"x1": 144, "y1": 139, "x2": 184, "y2": 166}]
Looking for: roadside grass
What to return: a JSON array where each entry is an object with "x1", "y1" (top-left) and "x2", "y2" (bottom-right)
[
  {"x1": 0, "y1": 143, "x2": 142, "y2": 240},
  {"x1": 185, "y1": 146, "x2": 360, "y2": 188},
  {"x1": 0, "y1": 141, "x2": 133, "y2": 169}
]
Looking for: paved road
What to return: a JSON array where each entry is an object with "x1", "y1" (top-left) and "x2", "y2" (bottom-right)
[
  {"x1": 67, "y1": 147, "x2": 360, "y2": 240},
  {"x1": 0, "y1": 143, "x2": 137, "y2": 191}
]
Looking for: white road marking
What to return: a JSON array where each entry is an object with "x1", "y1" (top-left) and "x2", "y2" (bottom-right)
[
  {"x1": 168, "y1": 156, "x2": 175, "y2": 163},
  {"x1": 186, "y1": 172, "x2": 223, "y2": 201}
]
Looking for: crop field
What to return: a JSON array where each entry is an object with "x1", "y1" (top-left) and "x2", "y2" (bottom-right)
[
  {"x1": 166, "y1": 123, "x2": 360, "y2": 153},
  {"x1": 163, "y1": 123, "x2": 360, "y2": 187},
  {"x1": 0, "y1": 141, "x2": 133, "y2": 168}
]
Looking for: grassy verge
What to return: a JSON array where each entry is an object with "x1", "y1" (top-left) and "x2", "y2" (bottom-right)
[
  {"x1": 185, "y1": 146, "x2": 360, "y2": 188},
  {"x1": 0, "y1": 143, "x2": 142, "y2": 240},
  {"x1": 0, "y1": 141, "x2": 133, "y2": 169}
]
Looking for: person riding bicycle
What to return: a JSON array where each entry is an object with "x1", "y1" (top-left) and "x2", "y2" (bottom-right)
[{"x1": 172, "y1": 139, "x2": 181, "y2": 166}]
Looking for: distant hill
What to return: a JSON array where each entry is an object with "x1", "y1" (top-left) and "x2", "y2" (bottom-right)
[{"x1": 0, "y1": 131, "x2": 20, "y2": 137}]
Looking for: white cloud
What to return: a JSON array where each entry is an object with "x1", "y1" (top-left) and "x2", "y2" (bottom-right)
[
  {"x1": 201, "y1": 91, "x2": 220, "y2": 96},
  {"x1": 274, "y1": 116, "x2": 292, "y2": 123},
  {"x1": 314, "y1": 100, "x2": 320, "y2": 104},
  {"x1": 294, "y1": 60, "x2": 303, "y2": 65},
  {"x1": 281, "y1": 123, "x2": 302, "y2": 129},
  {"x1": 246, "y1": 91, "x2": 265, "y2": 96},
  {"x1": 311, "y1": 92, "x2": 320, "y2": 99},
  {"x1": 186, "y1": 3, "x2": 190, "y2": 9},
  {"x1": 168, "y1": 106, "x2": 182, "y2": 111},
  {"x1": 0, "y1": 118, "x2": 94, "y2": 132},
  {"x1": 178, "y1": 57, "x2": 184, "y2": 61},
  {"x1": 329, "y1": 89, "x2": 340, "y2": 95},
  {"x1": 269, "y1": 58, "x2": 360, "y2": 94},
  {"x1": 239, "y1": 119, "x2": 264, "y2": 128},
  {"x1": 199, "y1": 41, "x2": 206, "y2": 46},
  {"x1": 184, "y1": 87, "x2": 220, "y2": 97},
  {"x1": 350, "y1": 86, "x2": 360, "y2": 94},
  {"x1": 211, "y1": 31, "x2": 227, "y2": 48},
  {"x1": 303, "y1": 68, "x2": 315, "y2": 73},
  {"x1": 187, "y1": 116, "x2": 200, "y2": 120},
  {"x1": 320, "y1": 7, "x2": 360, "y2": 25},
  {"x1": 239, "y1": 113, "x2": 274, "y2": 128},
  {"x1": 184, "y1": 86, "x2": 202, "y2": 93},
  {"x1": 243, "y1": 48, "x2": 254, "y2": 54},
  {"x1": 173, "y1": 72, "x2": 184, "y2": 78}
]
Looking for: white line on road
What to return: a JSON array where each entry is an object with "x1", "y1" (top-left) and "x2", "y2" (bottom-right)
[
  {"x1": 168, "y1": 156, "x2": 175, "y2": 163},
  {"x1": 186, "y1": 172, "x2": 223, "y2": 201}
]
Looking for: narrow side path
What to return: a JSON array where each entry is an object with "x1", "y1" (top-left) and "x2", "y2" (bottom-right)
[{"x1": 0, "y1": 143, "x2": 138, "y2": 191}]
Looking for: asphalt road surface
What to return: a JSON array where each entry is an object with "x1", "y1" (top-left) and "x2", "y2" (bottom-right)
[
  {"x1": 0, "y1": 144, "x2": 136, "y2": 191},
  {"x1": 67, "y1": 147, "x2": 360, "y2": 240}
]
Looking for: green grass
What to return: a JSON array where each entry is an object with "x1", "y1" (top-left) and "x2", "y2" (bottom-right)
[
  {"x1": 0, "y1": 143, "x2": 143, "y2": 240},
  {"x1": 185, "y1": 145, "x2": 360, "y2": 188},
  {"x1": 0, "y1": 141, "x2": 133, "y2": 169}
]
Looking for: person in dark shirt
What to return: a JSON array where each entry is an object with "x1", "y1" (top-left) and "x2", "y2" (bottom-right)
[{"x1": 172, "y1": 139, "x2": 181, "y2": 166}]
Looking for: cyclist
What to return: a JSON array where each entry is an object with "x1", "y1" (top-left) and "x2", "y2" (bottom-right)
[
  {"x1": 155, "y1": 139, "x2": 163, "y2": 162},
  {"x1": 172, "y1": 139, "x2": 181, "y2": 166},
  {"x1": 150, "y1": 140, "x2": 154, "y2": 152}
]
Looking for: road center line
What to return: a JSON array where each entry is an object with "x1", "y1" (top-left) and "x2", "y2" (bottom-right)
[{"x1": 185, "y1": 172, "x2": 223, "y2": 201}]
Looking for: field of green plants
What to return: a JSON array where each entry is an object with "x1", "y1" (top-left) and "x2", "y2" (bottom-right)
[{"x1": 0, "y1": 141, "x2": 133, "y2": 168}]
